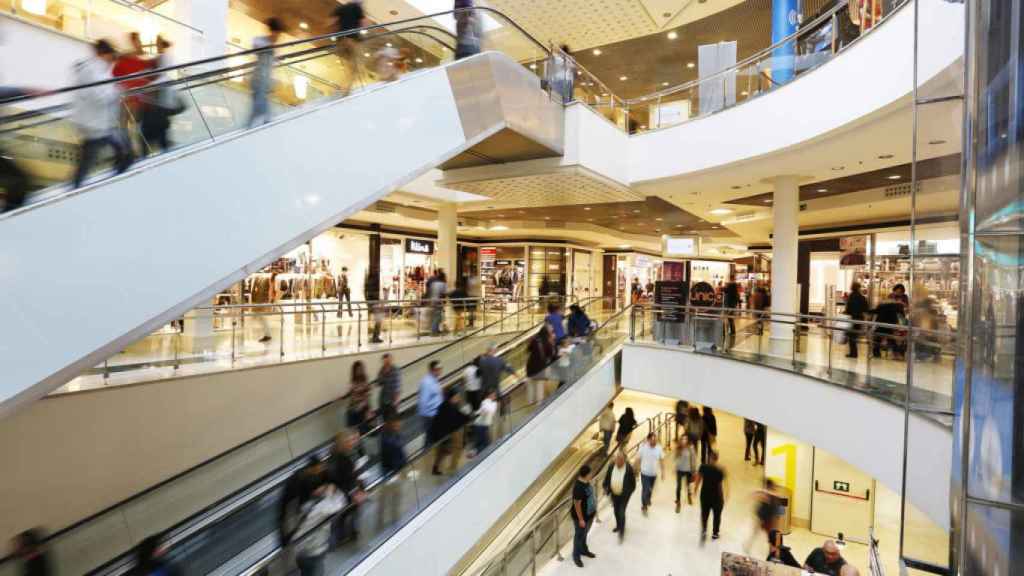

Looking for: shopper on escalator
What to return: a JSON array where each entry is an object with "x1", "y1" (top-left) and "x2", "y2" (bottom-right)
[
  {"x1": 844, "y1": 282, "x2": 869, "y2": 359},
  {"x1": 429, "y1": 388, "x2": 469, "y2": 475},
  {"x1": 545, "y1": 302, "x2": 566, "y2": 340},
  {"x1": 72, "y1": 39, "x2": 134, "y2": 189},
  {"x1": 567, "y1": 304, "x2": 592, "y2": 338},
  {"x1": 0, "y1": 86, "x2": 33, "y2": 213},
  {"x1": 454, "y1": 0, "x2": 483, "y2": 60},
  {"x1": 377, "y1": 411, "x2": 407, "y2": 529},
  {"x1": 329, "y1": 430, "x2": 366, "y2": 544},
  {"x1": 478, "y1": 343, "x2": 517, "y2": 397},
  {"x1": 278, "y1": 457, "x2": 326, "y2": 547},
  {"x1": 615, "y1": 406, "x2": 638, "y2": 446},
  {"x1": 334, "y1": 1, "x2": 369, "y2": 96},
  {"x1": 139, "y1": 36, "x2": 181, "y2": 156},
  {"x1": 247, "y1": 18, "x2": 284, "y2": 128},
  {"x1": 526, "y1": 324, "x2": 555, "y2": 404},
  {"x1": 127, "y1": 533, "x2": 181, "y2": 576},
  {"x1": 418, "y1": 360, "x2": 444, "y2": 435},
  {"x1": 293, "y1": 478, "x2": 346, "y2": 576},
  {"x1": 11, "y1": 528, "x2": 51, "y2": 576}
]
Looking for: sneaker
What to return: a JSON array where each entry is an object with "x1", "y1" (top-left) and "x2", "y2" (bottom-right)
[
  {"x1": 582, "y1": 552, "x2": 596, "y2": 559},
  {"x1": 712, "y1": 533, "x2": 721, "y2": 540}
]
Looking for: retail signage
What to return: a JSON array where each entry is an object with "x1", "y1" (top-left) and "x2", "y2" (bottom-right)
[
  {"x1": 480, "y1": 247, "x2": 497, "y2": 260},
  {"x1": 655, "y1": 281, "x2": 688, "y2": 322},
  {"x1": 839, "y1": 236, "x2": 867, "y2": 267},
  {"x1": 405, "y1": 238, "x2": 435, "y2": 255},
  {"x1": 690, "y1": 281, "x2": 716, "y2": 307},
  {"x1": 664, "y1": 235, "x2": 700, "y2": 258}
]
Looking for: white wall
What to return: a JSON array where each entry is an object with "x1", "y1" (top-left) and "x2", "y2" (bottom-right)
[
  {"x1": 563, "y1": 103, "x2": 630, "y2": 186},
  {"x1": 0, "y1": 16, "x2": 90, "y2": 93},
  {"x1": 351, "y1": 349, "x2": 619, "y2": 576},
  {"x1": 620, "y1": 343, "x2": 950, "y2": 530}
]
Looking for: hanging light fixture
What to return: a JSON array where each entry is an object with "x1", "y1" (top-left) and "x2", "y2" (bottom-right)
[{"x1": 22, "y1": 0, "x2": 47, "y2": 16}]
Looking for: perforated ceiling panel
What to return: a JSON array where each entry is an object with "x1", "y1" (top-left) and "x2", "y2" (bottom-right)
[
  {"x1": 485, "y1": 0, "x2": 657, "y2": 50},
  {"x1": 446, "y1": 171, "x2": 643, "y2": 207}
]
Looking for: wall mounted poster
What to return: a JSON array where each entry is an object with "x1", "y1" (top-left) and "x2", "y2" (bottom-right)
[{"x1": 839, "y1": 236, "x2": 867, "y2": 267}]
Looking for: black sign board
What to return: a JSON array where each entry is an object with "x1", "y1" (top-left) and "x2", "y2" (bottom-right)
[
  {"x1": 655, "y1": 281, "x2": 688, "y2": 322},
  {"x1": 405, "y1": 238, "x2": 435, "y2": 255},
  {"x1": 690, "y1": 281, "x2": 716, "y2": 308}
]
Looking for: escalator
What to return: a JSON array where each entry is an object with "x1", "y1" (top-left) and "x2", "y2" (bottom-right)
[
  {"x1": 0, "y1": 302, "x2": 626, "y2": 575},
  {"x1": 0, "y1": 8, "x2": 565, "y2": 415}
]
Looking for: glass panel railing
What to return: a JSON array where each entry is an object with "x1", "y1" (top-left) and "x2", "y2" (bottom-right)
[
  {"x1": 0, "y1": 6, "x2": 555, "y2": 212},
  {"x1": 468, "y1": 411, "x2": 677, "y2": 576},
  {"x1": 55, "y1": 297, "x2": 563, "y2": 394},
  {"x1": 0, "y1": 298, "x2": 603, "y2": 576}
]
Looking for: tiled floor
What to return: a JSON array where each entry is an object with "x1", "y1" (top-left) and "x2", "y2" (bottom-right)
[{"x1": 539, "y1": 390, "x2": 950, "y2": 576}]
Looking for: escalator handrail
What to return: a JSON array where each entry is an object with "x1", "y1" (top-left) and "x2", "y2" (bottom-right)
[
  {"x1": 0, "y1": 6, "x2": 554, "y2": 107},
  {"x1": 0, "y1": 295, "x2": 570, "y2": 569},
  {"x1": 469, "y1": 409, "x2": 677, "y2": 576},
  {"x1": 90, "y1": 297, "x2": 607, "y2": 576},
  {"x1": 0, "y1": 24, "x2": 458, "y2": 129}
]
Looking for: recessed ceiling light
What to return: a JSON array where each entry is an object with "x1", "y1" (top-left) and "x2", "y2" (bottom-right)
[
  {"x1": 619, "y1": 244, "x2": 631, "y2": 249},
  {"x1": 928, "y1": 139, "x2": 947, "y2": 145},
  {"x1": 299, "y1": 21, "x2": 309, "y2": 30},
  {"x1": 712, "y1": 225, "x2": 721, "y2": 229},
  {"x1": 360, "y1": 30, "x2": 368, "y2": 35},
  {"x1": 676, "y1": 224, "x2": 684, "y2": 227},
  {"x1": 584, "y1": 207, "x2": 591, "y2": 210},
  {"x1": 667, "y1": 31, "x2": 678, "y2": 40},
  {"x1": 878, "y1": 154, "x2": 894, "y2": 159},
  {"x1": 415, "y1": 57, "x2": 424, "y2": 63},
  {"x1": 741, "y1": 91, "x2": 749, "y2": 96},
  {"x1": 632, "y1": 209, "x2": 641, "y2": 213},
  {"x1": 587, "y1": 218, "x2": 594, "y2": 221},
  {"x1": 662, "y1": 81, "x2": 670, "y2": 86},
  {"x1": 640, "y1": 125, "x2": 647, "y2": 129},
  {"x1": 364, "y1": 52, "x2": 371, "y2": 58},
  {"x1": 544, "y1": 216, "x2": 551, "y2": 220},
  {"x1": 619, "y1": 75, "x2": 628, "y2": 81},
  {"x1": 763, "y1": 199, "x2": 773, "y2": 204},
  {"x1": 530, "y1": 64, "x2": 537, "y2": 70},
  {"x1": 887, "y1": 174, "x2": 902, "y2": 180},
  {"x1": 817, "y1": 188, "x2": 828, "y2": 193},
  {"x1": 593, "y1": 49, "x2": 602, "y2": 56},
  {"x1": 709, "y1": 208, "x2": 733, "y2": 215},
  {"x1": 497, "y1": 214, "x2": 505, "y2": 217},
  {"x1": 686, "y1": 62, "x2": 695, "y2": 69},
  {"x1": 831, "y1": 166, "x2": 845, "y2": 171},
  {"x1": 656, "y1": 217, "x2": 663, "y2": 221}
]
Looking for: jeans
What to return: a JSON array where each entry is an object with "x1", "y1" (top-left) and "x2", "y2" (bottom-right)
[
  {"x1": 296, "y1": 554, "x2": 324, "y2": 576},
  {"x1": 572, "y1": 516, "x2": 593, "y2": 560},
  {"x1": 338, "y1": 287, "x2": 352, "y2": 317},
  {"x1": 700, "y1": 496, "x2": 723, "y2": 536},
  {"x1": 140, "y1": 105, "x2": 171, "y2": 154},
  {"x1": 847, "y1": 325, "x2": 861, "y2": 357},
  {"x1": 472, "y1": 424, "x2": 490, "y2": 452},
  {"x1": 700, "y1": 435, "x2": 714, "y2": 464},
  {"x1": 248, "y1": 88, "x2": 271, "y2": 127},
  {"x1": 675, "y1": 470, "x2": 692, "y2": 503},
  {"x1": 641, "y1": 474, "x2": 656, "y2": 508},
  {"x1": 611, "y1": 493, "x2": 628, "y2": 534},
  {"x1": 74, "y1": 132, "x2": 133, "y2": 188},
  {"x1": 601, "y1": 429, "x2": 613, "y2": 454},
  {"x1": 431, "y1": 304, "x2": 443, "y2": 334},
  {"x1": 745, "y1": 432, "x2": 756, "y2": 461}
]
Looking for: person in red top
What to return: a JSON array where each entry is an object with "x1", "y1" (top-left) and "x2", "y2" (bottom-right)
[{"x1": 112, "y1": 33, "x2": 154, "y2": 149}]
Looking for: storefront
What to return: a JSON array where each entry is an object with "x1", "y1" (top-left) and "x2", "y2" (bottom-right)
[
  {"x1": 401, "y1": 237, "x2": 435, "y2": 300},
  {"x1": 480, "y1": 246, "x2": 526, "y2": 302},
  {"x1": 570, "y1": 249, "x2": 597, "y2": 301},
  {"x1": 688, "y1": 259, "x2": 733, "y2": 287},
  {"x1": 528, "y1": 246, "x2": 567, "y2": 298}
]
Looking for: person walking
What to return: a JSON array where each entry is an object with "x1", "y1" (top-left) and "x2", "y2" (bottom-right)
[
  {"x1": 338, "y1": 267, "x2": 353, "y2": 318},
  {"x1": 478, "y1": 342, "x2": 517, "y2": 396},
  {"x1": 139, "y1": 36, "x2": 180, "y2": 155},
  {"x1": 724, "y1": 281, "x2": 741, "y2": 335},
  {"x1": 454, "y1": 0, "x2": 482, "y2": 60},
  {"x1": 700, "y1": 406, "x2": 718, "y2": 464},
  {"x1": 674, "y1": 400, "x2": 689, "y2": 443},
  {"x1": 72, "y1": 39, "x2": 133, "y2": 188},
  {"x1": 346, "y1": 361, "x2": 371, "y2": 434},
  {"x1": 471, "y1": 388, "x2": 498, "y2": 453},
  {"x1": 674, "y1": 434, "x2": 697, "y2": 511},
  {"x1": 685, "y1": 406, "x2": 703, "y2": 448},
  {"x1": 567, "y1": 304, "x2": 592, "y2": 337},
  {"x1": 377, "y1": 353, "x2": 401, "y2": 416},
  {"x1": 429, "y1": 388, "x2": 469, "y2": 475},
  {"x1": 293, "y1": 479, "x2": 346, "y2": 576},
  {"x1": 248, "y1": 18, "x2": 283, "y2": 128},
  {"x1": 428, "y1": 269, "x2": 448, "y2": 335},
  {"x1": 755, "y1": 421, "x2": 767, "y2": 466},
  {"x1": 616, "y1": 407, "x2": 638, "y2": 446},
  {"x1": 602, "y1": 451, "x2": 636, "y2": 542},
  {"x1": 526, "y1": 324, "x2": 555, "y2": 404},
  {"x1": 570, "y1": 465, "x2": 597, "y2": 567},
  {"x1": 417, "y1": 360, "x2": 444, "y2": 437},
  {"x1": 844, "y1": 281, "x2": 868, "y2": 359},
  {"x1": 743, "y1": 418, "x2": 757, "y2": 462},
  {"x1": 636, "y1": 432, "x2": 663, "y2": 515},
  {"x1": 747, "y1": 479, "x2": 781, "y2": 553},
  {"x1": 11, "y1": 529, "x2": 51, "y2": 576},
  {"x1": 694, "y1": 450, "x2": 728, "y2": 543},
  {"x1": 463, "y1": 356, "x2": 483, "y2": 410},
  {"x1": 599, "y1": 402, "x2": 616, "y2": 454},
  {"x1": 377, "y1": 412, "x2": 407, "y2": 529},
  {"x1": 127, "y1": 533, "x2": 181, "y2": 576}
]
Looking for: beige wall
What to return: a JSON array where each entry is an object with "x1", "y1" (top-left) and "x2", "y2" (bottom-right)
[{"x1": 0, "y1": 338, "x2": 480, "y2": 546}]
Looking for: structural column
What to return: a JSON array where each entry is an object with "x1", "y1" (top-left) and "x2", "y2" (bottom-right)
[
  {"x1": 436, "y1": 203, "x2": 458, "y2": 280},
  {"x1": 770, "y1": 175, "x2": 799, "y2": 354},
  {"x1": 770, "y1": 0, "x2": 798, "y2": 84}
]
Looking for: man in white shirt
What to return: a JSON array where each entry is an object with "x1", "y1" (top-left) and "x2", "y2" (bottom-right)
[
  {"x1": 602, "y1": 450, "x2": 636, "y2": 541},
  {"x1": 471, "y1": 389, "x2": 498, "y2": 454},
  {"x1": 636, "y1": 432, "x2": 663, "y2": 514}
]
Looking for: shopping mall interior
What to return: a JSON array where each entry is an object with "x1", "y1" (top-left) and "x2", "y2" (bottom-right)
[{"x1": 0, "y1": 0, "x2": 1015, "y2": 574}]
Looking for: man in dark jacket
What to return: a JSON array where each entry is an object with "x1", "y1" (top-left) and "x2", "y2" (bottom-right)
[
  {"x1": 844, "y1": 282, "x2": 869, "y2": 358},
  {"x1": 328, "y1": 430, "x2": 365, "y2": 543},
  {"x1": 430, "y1": 388, "x2": 469, "y2": 475},
  {"x1": 870, "y1": 298, "x2": 905, "y2": 358},
  {"x1": 567, "y1": 304, "x2": 592, "y2": 337},
  {"x1": 278, "y1": 457, "x2": 325, "y2": 546},
  {"x1": 602, "y1": 451, "x2": 636, "y2": 541},
  {"x1": 478, "y1": 343, "x2": 516, "y2": 395},
  {"x1": 377, "y1": 353, "x2": 402, "y2": 414},
  {"x1": 377, "y1": 412, "x2": 407, "y2": 528}
]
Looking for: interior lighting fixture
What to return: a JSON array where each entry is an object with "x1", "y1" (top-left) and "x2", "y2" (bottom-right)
[
  {"x1": 360, "y1": 29, "x2": 368, "y2": 35},
  {"x1": 632, "y1": 209, "x2": 641, "y2": 213},
  {"x1": 763, "y1": 199, "x2": 773, "y2": 203},
  {"x1": 619, "y1": 244, "x2": 631, "y2": 249},
  {"x1": 22, "y1": 0, "x2": 47, "y2": 16},
  {"x1": 364, "y1": 52, "x2": 372, "y2": 58},
  {"x1": 655, "y1": 217, "x2": 663, "y2": 221},
  {"x1": 887, "y1": 174, "x2": 902, "y2": 180},
  {"x1": 662, "y1": 82, "x2": 670, "y2": 86},
  {"x1": 584, "y1": 206, "x2": 592, "y2": 210},
  {"x1": 490, "y1": 225, "x2": 510, "y2": 231},
  {"x1": 709, "y1": 207, "x2": 733, "y2": 215},
  {"x1": 530, "y1": 64, "x2": 538, "y2": 70},
  {"x1": 299, "y1": 21, "x2": 309, "y2": 30},
  {"x1": 741, "y1": 91, "x2": 749, "y2": 96},
  {"x1": 619, "y1": 75, "x2": 629, "y2": 81},
  {"x1": 817, "y1": 188, "x2": 828, "y2": 193},
  {"x1": 293, "y1": 75, "x2": 308, "y2": 100},
  {"x1": 415, "y1": 57, "x2": 424, "y2": 63},
  {"x1": 593, "y1": 49, "x2": 602, "y2": 56},
  {"x1": 386, "y1": 42, "x2": 393, "y2": 47},
  {"x1": 831, "y1": 166, "x2": 845, "y2": 171},
  {"x1": 686, "y1": 62, "x2": 695, "y2": 69},
  {"x1": 667, "y1": 31, "x2": 678, "y2": 40},
  {"x1": 877, "y1": 154, "x2": 894, "y2": 159}
]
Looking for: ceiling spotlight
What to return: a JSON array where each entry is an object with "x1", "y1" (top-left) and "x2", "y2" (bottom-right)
[
  {"x1": 364, "y1": 52, "x2": 371, "y2": 57},
  {"x1": 584, "y1": 206, "x2": 592, "y2": 210},
  {"x1": 831, "y1": 166, "x2": 845, "y2": 171},
  {"x1": 667, "y1": 31, "x2": 678, "y2": 40},
  {"x1": 530, "y1": 64, "x2": 538, "y2": 70},
  {"x1": 360, "y1": 29, "x2": 368, "y2": 35},
  {"x1": 709, "y1": 208, "x2": 733, "y2": 215},
  {"x1": 662, "y1": 81, "x2": 670, "y2": 86},
  {"x1": 763, "y1": 199, "x2": 773, "y2": 203},
  {"x1": 675, "y1": 224, "x2": 684, "y2": 227},
  {"x1": 741, "y1": 91, "x2": 749, "y2": 96},
  {"x1": 544, "y1": 216, "x2": 551, "y2": 220},
  {"x1": 686, "y1": 62, "x2": 695, "y2": 69},
  {"x1": 299, "y1": 21, "x2": 309, "y2": 30},
  {"x1": 619, "y1": 75, "x2": 629, "y2": 81},
  {"x1": 593, "y1": 49, "x2": 602, "y2": 56},
  {"x1": 386, "y1": 42, "x2": 393, "y2": 47},
  {"x1": 632, "y1": 209, "x2": 641, "y2": 213},
  {"x1": 619, "y1": 244, "x2": 631, "y2": 249},
  {"x1": 817, "y1": 188, "x2": 828, "y2": 193},
  {"x1": 415, "y1": 57, "x2": 424, "y2": 63},
  {"x1": 887, "y1": 174, "x2": 902, "y2": 180}
]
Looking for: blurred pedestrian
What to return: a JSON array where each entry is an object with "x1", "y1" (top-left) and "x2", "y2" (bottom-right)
[
  {"x1": 724, "y1": 281, "x2": 740, "y2": 335},
  {"x1": 11, "y1": 528, "x2": 51, "y2": 576},
  {"x1": 570, "y1": 465, "x2": 597, "y2": 567},
  {"x1": 767, "y1": 529, "x2": 802, "y2": 567},
  {"x1": 329, "y1": 429, "x2": 365, "y2": 544},
  {"x1": 377, "y1": 411, "x2": 407, "y2": 529},
  {"x1": 427, "y1": 269, "x2": 448, "y2": 335},
  {"x1": 526, "y1": 324, "x2": 555, "y2": 404},
  {"x1": 454, "y1": 0, "x2": 482, "y2": 60},
  {"x1": 674, "y1": 400, "x2": 689, "y2": 442},
  {"x1": 278, "y1": 457, "x2": 325, "y2": 548},
  {"x1": 616, "y1": 406, "x2": 637, "y2": 446},
  {"x1": 377, "y1": 353, "x2": 401, "y2": 415},
  {"x1": 73, "y1": 39, "x2": 133, "y2": 188},
  {"x1": 674, "y1": 434, "x2": 697, "y2": 511},
  {"x1": 347, "y1": 360, "x2": 371, "y2": 434},
  {"x1": 546, "y1": 302, "x2": 566, "y2": 340},
  {"x1": 293, "y1": 478, "x2": 346, "y2": 576},
  {"x1": 700, "y1": 406, "x2": 718, "y2": 464},
  {"x1": 567, "y1": 303, "x2": 592, "y2": 337},
  {"x1": 694, "y1": 450, "x2": 727, "y2": 543},
  {"x1": 471, "y1": 388, "x2": 498, "y2": 453},
  {"x1": 603, "y1": 451, "x2": 636, "y2": 542},
  {"x1": 463, "y1": 355, "x2": 482, "y2": 410},
  {"x1": 139, "y1": 36, "x2": 180, "y2": 155},
  {"x1": 844, "y1": 282, "x2": 868, "y2": 358},
  {"x1": 0, "y1": 86, "x2": 34, "y2": 213},
  {"x1": 599, "y1": 402, "x2": 616, "y2": 454},
  {"x1": 248, "y1": 17, "x2": 284, "y2": 128},
  {"x1": 334, "y1": 0, "x2": 368, "y2": 96},
  {"x1": 685, "y1": 406, "x2": 703, "y2": 447},
  {"x1": 548, "y1": 44, "x2": 575, "y2": 103},
  {"x1": 478, "y1": 342, "x2": 516, "y2": 396},
  {"x1": 636, "y1": 432, "x2": 663, "y2": 515},
  {"x1": 430, "y1": 388, "x2": 469, "y2": 475},
  {"x1": 744, "y1": 418, "x2": 757, "y2": 462},
  {"x1": 418, "y1": 360, "x2": 444, "y2": 437},
  {"x1": 747, "y1": 479, "x2": 780, "y2": 552},
  {"x1": 113, "y1": 31, "x2": 153, "y2": 152},
  {"x1": 755, "y1": 422, "x2": 767, "y2": 466},
  {"x1": 128, "y1": 533, "x2": 180, "y2": 576}
]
